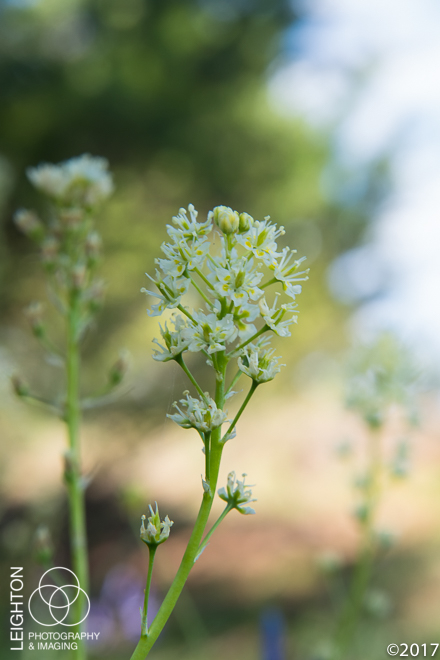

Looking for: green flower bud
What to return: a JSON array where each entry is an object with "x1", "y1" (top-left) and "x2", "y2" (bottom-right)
[
  {"x1": 140, "y1": 503, "x2": 173, "y2": 548},
  {"x1": 238, "y1": 212, "x2": 253, "y2": 233},
  {"x1": 212, "y1": 205, "x2": 239, "y2": 235},
  {"x1": 108, "y1": 350, "x2": 130, "y2": 386},
  {"x1": 11, "y1": 375, "x2": 29, "y2": 398},
  {"x1": 353, "y1": 503, "x2": 369, "y2": 523},
  {"x1": 24, "y1": 301, "x2": 45, "y2": 338}
]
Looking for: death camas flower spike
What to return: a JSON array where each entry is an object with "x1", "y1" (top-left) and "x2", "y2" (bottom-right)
[{"x1": 130, "y1": 204, "x2": 308, "y2": 659}]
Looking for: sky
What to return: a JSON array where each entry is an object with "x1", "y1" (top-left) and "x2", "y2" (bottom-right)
[{"x1": 270, "y1": 0, "x2": 440, "y2": 362}]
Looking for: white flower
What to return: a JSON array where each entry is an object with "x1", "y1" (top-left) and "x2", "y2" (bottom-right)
[
  {"x1": 235, "y1": 217, "x2": 285, "y2": 265},
  {"x1": 284, "y1": 283, "x2": 303, "y2": 299},
  {"x1": 209, "y1": 256, "x2": 264, "y2": 306},
  {"x1": 168, "y1": 391, "x2": 228, "y2": 432},
  {"x1": 231, "y1": 300, "x2": 260, "y2": 338},
  {"x1": 259, "y1": 294, "x2": 298, "y2": 337},
  {"x1": 152, "y1": 315, "x2": 190, "y2": 361},
  {"x1": 182, "y1": 311, "x2": 238, "y2": 353},
  {"x1": 142, "y1": 272, "x2": 190, "y2": 316},
  {"x1": 238, "y1": 340, "x2": 284, "y2": 383},
  {"x1": 140, "y1": 504, "x2": 173, "y2": 547},
  {"x1": 157, "y1": 237, "x2": 210, "y2": 278},
  {"x1": 218, "y1": 471, "x2": 256, "y2": 515},
  {"x1": 269, "y1": 248, "x2": 309, "y2": 288},
  {"x1": 167, "y1": 204, "x2": 213, "y2": 242},
  {"x1": 27, "y1": 164, "x2": 67, "y2": 198},
  {"x1": 27, "y1": 154, "x2": 113, "y2": 206}
]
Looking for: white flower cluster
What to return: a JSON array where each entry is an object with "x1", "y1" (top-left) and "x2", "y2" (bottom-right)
[
  {"x1": 238, "y1": 338, "x2": 284, "y2": 384},
  {"x1": 168, "y1": 391, "x2": 228, "y2": 432},
  {"x1": 145, "y1": 204, "x2": 307, "y2": 435},
  {"x1": 27, "y1": 154, "x2": 113, "y2": 207},
  {"x1": 145, "y1": 204, "x2": 307, "y2": 362},
  {"x1": 218, "y1": 471, "x2": 257, "y2": 515}
]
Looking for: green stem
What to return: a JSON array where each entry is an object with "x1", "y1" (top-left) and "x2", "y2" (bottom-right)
[
  {"x1": 197, "y1": 504, "x2": 232, "y2": 558},
  {"x1": 177, "y1": 304, "x2": 197, "y2": 324},
  {"x1": 175, "y1": 355, "x2": 207, "y2": 402},
  {"x1": 194, "y1": 266, "x2": 216, "y2": 291},
  {"x1": 19, "y1": 393, "x2": 62, "y2": 417},
  {"x1": 129, "y1": 357, "x2": 227, "y2": 660},
  {"x1": 221, "y1": 381, "x2": 258, "y2": 442},
  {"x1": 332, "y1": 428, "x2": 382, "y2": 660},
  {"x1": 142, "y1": 546, "x2": 157, "y2": 635},
  {"x1": 228, "y1": 325, "x2": 269, "y2": 356},
  {"x1": 260, "y1": 277, "x2": 277, "y2": 289},
  {"x1": 204, "y1": 432, "x2": 211, "y2": 484},
  {"x1": 190, "y1": 276, "x2": 214, "y2": 308},
  {"x1": 65, "y1": 293, "x2": 89, "y2": 660},
  {"x1": 226, "y1": 369, "x2": 243, "y2": 394}
]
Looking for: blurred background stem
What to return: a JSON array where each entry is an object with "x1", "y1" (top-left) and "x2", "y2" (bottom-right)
[
  {"x1": 332, "y1": 429, "x2": 382, "y2": 660},
  {"x1": 65, "y1": 292, "x2": 89, "y2": 660}
]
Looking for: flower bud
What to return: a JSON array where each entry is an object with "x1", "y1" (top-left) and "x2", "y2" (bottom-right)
[
  {"x1": 108, "y1": 350, "x2": 130, "y2": 386},
  {"x1": 24, "y1": 301, "x2": 44, "y2": 338},
  {"x1": 14, "y1": 209, "x2": 44, "y2": 242},
  {"x1": 212, "y1": 206, "x2": 239, "y2": 235},
  {"x1": 238, "y1": 212, "x2": 253, "y2": 233},
  {"x1": 140, "y1": 504, "x2": 173, "y2": 548},
  {"x1": 63, "y1": 450, "x2": 78, "y2": 485},
  {"x1": 11, "y1": 375, "x2": 29, "y2": 398}
]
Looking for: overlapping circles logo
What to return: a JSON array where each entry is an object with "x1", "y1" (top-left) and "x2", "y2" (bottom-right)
[{"x1": 28, "y1": 567, "x2": 90, "y2": 627}]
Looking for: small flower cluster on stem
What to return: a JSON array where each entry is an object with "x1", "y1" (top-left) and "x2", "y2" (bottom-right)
[
  {"x1": 13, "y1": 155, "x2": 118, "y2": 660},
  {"x1": 130, "y1": 203, "x2": 307, "y2": 659}
]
